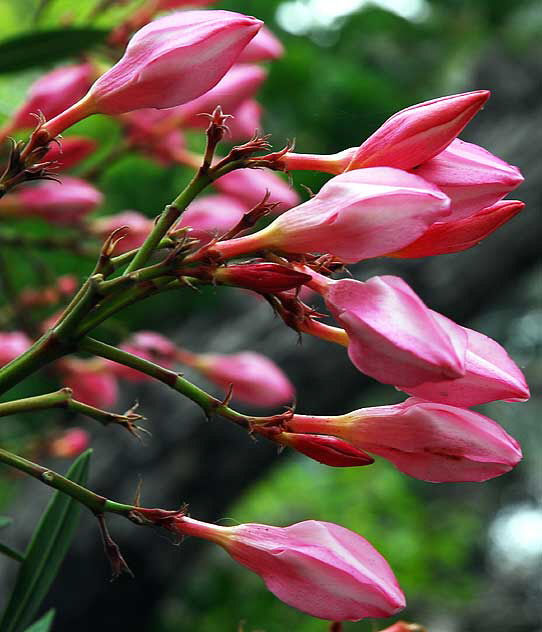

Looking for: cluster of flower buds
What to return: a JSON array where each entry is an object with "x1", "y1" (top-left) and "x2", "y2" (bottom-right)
[{"x1": 0, "y1": 4, "x2": 530, "y2": 626}]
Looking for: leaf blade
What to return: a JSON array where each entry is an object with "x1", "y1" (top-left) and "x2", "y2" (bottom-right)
[{"x1": 0, "y1": 450, "x2": 92, "y2": 632}]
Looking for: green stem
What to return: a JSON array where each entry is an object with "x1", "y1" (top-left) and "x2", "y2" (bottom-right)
[
  {"x1": 78, "y1": 336, "x2": 250, "y2": 427},
  {"x1": 0, "y1": 448, "x2": 134, "y2": 515},
  {"x1": 0, "y1": 388, "x2": 141, "y2": 431}
]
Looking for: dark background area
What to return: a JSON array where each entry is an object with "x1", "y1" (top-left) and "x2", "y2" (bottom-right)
[{"x1": 0, "y1": 0, "x2": 540, "y2": 630}]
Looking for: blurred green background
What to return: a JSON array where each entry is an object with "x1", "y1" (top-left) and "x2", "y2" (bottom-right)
[{"x1": 0, "y1": 1, "x2": 540, "y2": 631}]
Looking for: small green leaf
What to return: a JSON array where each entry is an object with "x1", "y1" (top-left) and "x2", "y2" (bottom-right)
[
  {"x1": 0, "y1": 450, "x2": 92, "y2": 632},
  {"x1": 0, "y1": 542, "x2": 25, "y2": 563},
  {"x1": 22, "y1": 609, "x2": 55, "y2": 632},
  {"x1": 0, "y1": 515, "x2": 13, "y2": 529},
  {"x1": 0, "y1": 28, "x2": 108, "y2": 74}
]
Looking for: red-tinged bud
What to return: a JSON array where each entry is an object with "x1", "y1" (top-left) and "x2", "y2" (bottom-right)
[
  {"x1": 237, "y1": 26, "x2": 284, "y2": 62},
  {"x1": 147, "y1": 515, "x2": 405, "y2": 621},
  {"x1": 279, "y1": 147, "x2": 357, "y2": 175},
  {"x1": 193, "y1": 351, "x2": 295, "y2": 407},
  {"x1": 412, "y1": 138, "x2": 524, "y2": 220},
  {"x1": 390, "y1": 199, "x2": 525, "y2": 258},
  {"x1": 175, "y1": 193, "x2": 248, "y2": 244},
  {"x1": 91, "y1": 211, "x2": 154, "y2": 253},
  {"x1": 48, "y1": 428, "x2": 90, "y2": 458},
  {"x1": 214, "y1": 263, "x2": 312, "y2": 294},
  {"x1": 213, "y1": 168, "x2": 450, "y2": 264},
  {"x1": 43, "y1": 11, "x2": 263, "y2": 137},
  {"x1": 8, "y1": 63, "x2": 94, "y2": 132},
  {"x1": 0, "y1": 331, "x2": 32, "y2": 367},
  {"x1": 214, "y1": 168, "x2": 300, "y2": 213},
  {"x1": 228, "y1": 99, "x2": 263, "y2": 142},
  {"x1": 347, "y1": 91, "x2": 490, "y2": 171},
  {"x1": 60, "y1": 359, "x2": 118, "y2": 409},
  {"x1": 0, "y1": 176, "x2": 102, "y2": 225},
  {"x1": 170, "y1": 64, "x2": 267, "y2": 129},
  {"x1": 277, "y1": 432, "x2": 374, "y2": 467},
  {"x1": 44, "y1": 137, "x2": 97, "y2": 170},
  {"x1": 288, "y1": 397, "x2": 523, "y2": 483}
]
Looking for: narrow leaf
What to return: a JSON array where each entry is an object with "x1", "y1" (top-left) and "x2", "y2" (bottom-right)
[
  {"x1": 0, "y1": 542, "x2": 25, "y2": 563},
  {"x1": 0, "y1": 450, "x2": 92, "y2": 632},
  {"x1": 0, "y1": 28, "x2": 108, "y2": 74},
  {"x1": 23, "y1": 610, "x2": 55, "y2": 632}
]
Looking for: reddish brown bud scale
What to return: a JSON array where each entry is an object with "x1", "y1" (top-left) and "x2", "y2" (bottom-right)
[
  {"x1": 214, "y1": 263, "x2": 311, "y2": 294},
  {"x1": 278, "y1": 432, "x2": 375, "y2": 467}
]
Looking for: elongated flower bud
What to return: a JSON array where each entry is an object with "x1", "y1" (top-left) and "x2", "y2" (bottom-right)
[
  {"x1": 170, "y1": 64, "x2": 267, "y2": 129},
  {"x1": 347, "y1": 91, "x2": 490, "y2": 171},
  {"x1": 43, "y1": 11, "x2": 262, "y2": 136},
  {"x1": 288, "y1": 397, "x2": 522, "y2": 482},
  {"x1": 0, "y1": 177, "x2": 102, "y2": 225},
  {"x1": 45, "y1": 137, "x2": 97, "y2": 170},
  {"x1": 0, "y1": 331, "x2": 32, "y2": 367},
  {"x1": 214, "y1": 263, "x2": 311, "y2": 293},
  {"x1": 214, "y1": 168, "x2": 450, "y2": 264},
  {"x1": 48, "y1": 428, "x2": 90, "y2": 458},
  {"x1": 150, "y1": 515, "x2": 405, "y2": 621},
  {"x1": 91, "y1": 211, "x2": 154, "y2": 253},
  {"x1": 214, "y1": 168, "x2": 300, "y2": 212},
  {"x1": 191, "y1": 351, "x2": 294, "y2": 407},
  {"x1": 228, "y1": 99, "x2": 262, "y2": 141},
  {"x1": 309, "y1": 273, "x2": 466, "y2": 387},
  {"x1": 276, "y1": 432, "x2": 374, "y2": 467},
  {"x1": 109, "y1": 331, "x2": 177, "y2": 382},
  {"x1": 389, "y1": 199, "x2": 524, "y2": 258},
  {"x1": 8, "y1": 63, "x2": 94, "y2": 131},
  {"x1": 175, "y1": 193, "x2": 248, "y2": 243},
  {"x1": 60, "y1": 359, "x2": 118, "y2": 409},
  {"x1": 401, "y1": 320, "x2": 530, "y2": 406},
  {"x1": 412, "y1": 139, "x2": 523, "y2": 220},
  {"x1": 237, "y1": 26, "x2": 284, "y2": 62}
]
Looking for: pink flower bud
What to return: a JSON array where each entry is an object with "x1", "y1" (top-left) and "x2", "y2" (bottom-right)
[
  {"x1": 288, "y1": 397, "x2": 522, "y2": 482},
  {"x1": 48, "y1": 428, "x2": 90, "y2": 458},
  {"x1": 110, "y1": 331, "x2": 177, "y2": 382},
  {"x1": 195, "y1": 351, "x2": 294, "y2": 407},
  {"x1": 171, "y1": 64, "x2": 267, "y2": 128},
  {"x1": 91, "y1": 211, "x2": 154, "y2": 253},
  {"x1": 0, "y1": 331, "x2": 32, "y2": 367},
  {"x1": 175, "y1": 193, "x2": 248, "y2": 243},
  {"x1": 390, "y1": 199, "x2": 524, "y2": 258},
  {"x1": 279, "y1": 147, "x2": 357, "y2": 175},
  {"x1": 214, "y1": 263, "x2": 312, "y2": 293},
  {"x1": 44, "y1": 136, "x2": 97, "y2": 170},
  {"x1": 346, "y1": 91, "x2": 490, "y2": 171},
  {"x1": 402, "y1": 321, "x2": 530, "y2": 407},
  {"x1": 379, "y1": 622, "x2": 427, "y2": 632},
  {"x1": 227, "y1": 99, "x2": 263, "y2": 141},
  {"x1": 214, "y1": 168, "x2": 300, "y2": 212},
  {"x1": 311, "y1": 274, "x2": 467, "y2": 387},
  {"x1": 277, "y1": 432, "x2": 375, "y2": 467},
  {"x1": 43, "y1": 11, "x2": 263, "y2": 136},
  {"x1": 61, "y1": 360, "x2": 118, "y2": 409},
  {"x1": 412, "y1": 139, "x2": 524, "y2": 220},
  {"x1": 10, "y1": 63, "x2": 94, "y2": 131},
  {"x1": 214, "y1": 168, "x2": 450, "y2": 263},
  {"x1": 237, "y1": 26, "x2": 284, "y2": 62},
  {"x1": 156, "y1": 515, "x2": 405, "y2": 621},
  {"x1": 0, "y1": 177, "x2": 102, "y2": 225}
]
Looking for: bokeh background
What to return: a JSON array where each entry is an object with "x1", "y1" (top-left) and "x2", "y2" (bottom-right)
[{"x1": 0, "y1": 0, "x2": 540, "y2": 631}]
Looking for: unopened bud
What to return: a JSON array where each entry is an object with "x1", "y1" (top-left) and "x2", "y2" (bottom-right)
[
  {"x1": 214, "y1": 263, "x2": 311, "y2": 294},
  {"x1": 277, "y1": 432, "x2": 374, "y2": 467}
]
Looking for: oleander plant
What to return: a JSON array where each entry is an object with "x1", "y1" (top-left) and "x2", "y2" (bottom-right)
[{"x1": 0, "y1": 1, "x2": 536, "y2": 631}]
